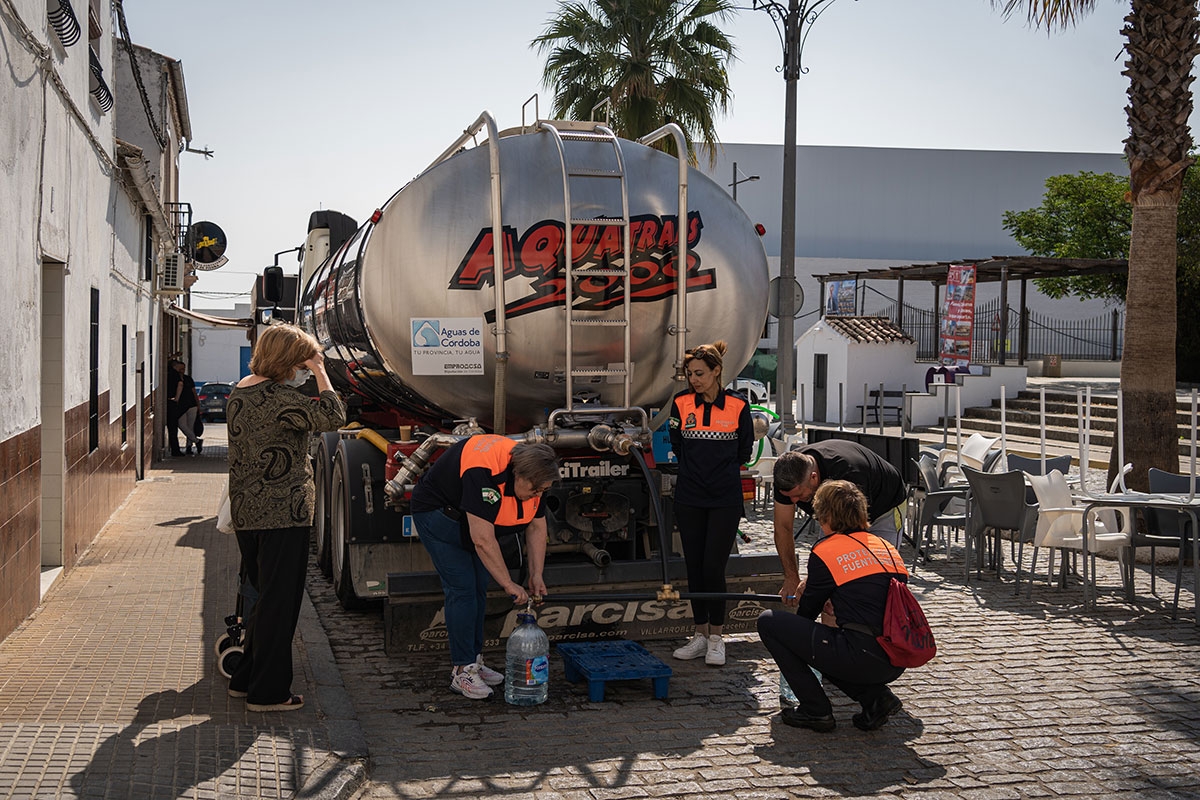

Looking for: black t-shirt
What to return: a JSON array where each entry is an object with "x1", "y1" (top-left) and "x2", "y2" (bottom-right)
[
  {"x1": 774, "y1": 440, "x2": 906, "y2": 521},
  {"x1": 410, "y1": 437, "x2": 545, "y2": 539},
  {"x1": 176, "y1": 374, "x2": 198, "y2": 411}
]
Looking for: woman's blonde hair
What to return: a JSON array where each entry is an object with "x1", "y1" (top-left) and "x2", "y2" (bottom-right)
[
  {"x1": 249, "y1": 323, "x2": 320, "y2": 383},
  {"x1": 812, "y1": 479, "x2": 869, "y2": 534},
  {"x1": 683, "y1": 340, "x2": 728, "y2": 380}
]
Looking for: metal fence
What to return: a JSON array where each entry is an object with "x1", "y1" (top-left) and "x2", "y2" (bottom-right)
[{"x1": 882, "y1": 299, "x2": 1123, "y2": 363}]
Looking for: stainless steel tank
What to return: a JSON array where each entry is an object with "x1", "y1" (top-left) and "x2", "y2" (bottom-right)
[{"x1": 302, "y1": 125, "x2": 769, "y2": 431}]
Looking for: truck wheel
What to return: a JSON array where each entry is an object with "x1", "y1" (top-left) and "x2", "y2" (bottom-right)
[
  {"x1": 312, "y1": 432, "x2": 340, "y2": 579},
  {"x1": 330, "y1": 438, "x2": 381, "y2": 611}
]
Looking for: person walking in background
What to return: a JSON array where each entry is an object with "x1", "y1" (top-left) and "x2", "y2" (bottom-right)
[
  {"x1": 226, "y1": 323, "x2": 345, "y2": 712},
  {"x1": 406, "y1": 435, "x2": 560, "y2": 700},
  {"x1": 165, "y1": 359, "x2": 184, "y2": 456},
  {"x1": 169, "y1": 359, "x2": 203, "y2": 456},
  {"x1": 668, "y1": 341, "x2": 754, "y2": 667},
  {"x1": 758, "y1": 480, "x2": 907, "y2": 733}
]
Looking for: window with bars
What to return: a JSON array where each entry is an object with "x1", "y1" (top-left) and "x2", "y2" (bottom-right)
[
  {"x1": 46, "y1": 0, "x2": 81, "y2": 47},
  {"x1": 85, "y1": 0, "x2": 110, "y2": 112},
  {"x1": 89, "y1": 288, "x2": 99, "y2": 452}
]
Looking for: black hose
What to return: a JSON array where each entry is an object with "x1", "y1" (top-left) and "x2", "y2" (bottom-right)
[
  {"x1": 629, "y1": 445, "x2": 672, "y2": 586},
  {"x1": 543, "y1": 591, "x2": 786, "y2": 604}
]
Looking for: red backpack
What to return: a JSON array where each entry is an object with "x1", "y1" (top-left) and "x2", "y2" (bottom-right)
[
  {"x1": 877, "y1": 577, "x2": 936, "y2": 667},
  {"x1": 848, "y1": 534, "x2": 937, "y2": 668}
]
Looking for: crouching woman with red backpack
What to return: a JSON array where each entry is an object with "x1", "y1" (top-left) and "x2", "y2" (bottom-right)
[{"x1": 758, "y1": 479, "x2": 932, "y2": 733}]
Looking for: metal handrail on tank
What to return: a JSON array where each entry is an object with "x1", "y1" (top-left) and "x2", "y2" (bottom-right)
[
  {"x1": 636, "y1": 123, "x2": 690, "y2": 382},
  {"x1": 421, "y1": 111, "x2": 511, "y2": 434},
  {"x1": 538, "y1": 120, "x2": 635, "y2": 413}
]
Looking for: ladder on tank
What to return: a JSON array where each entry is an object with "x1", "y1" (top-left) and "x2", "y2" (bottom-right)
[{"x1": 539, "y1": 121, "x2": 635, "y2": 413}]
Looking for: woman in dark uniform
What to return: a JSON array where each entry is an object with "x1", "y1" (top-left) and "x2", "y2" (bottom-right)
[
  {"x1": 758, "y1": 480, "x2": 907, "y2": 732},
  {"x1": 668, "y1": 341, "x2": 754, "y2": 667}
]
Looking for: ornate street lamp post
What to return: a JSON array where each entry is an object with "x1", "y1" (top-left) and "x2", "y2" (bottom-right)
[{"x1": 748, "y1": 0, "x2": 847, "y2": 433}]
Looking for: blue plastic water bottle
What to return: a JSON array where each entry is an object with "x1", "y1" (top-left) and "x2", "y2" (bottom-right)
[{"x1": 504, "y1": 612, "x2": 549, "y2": 706}]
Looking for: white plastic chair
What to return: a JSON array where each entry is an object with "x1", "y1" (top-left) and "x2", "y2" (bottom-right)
[
  {"x1": 751, "y1": 456, "x2": 778, "y2": 513},
  {"x1": 1028, "y1": 469, "x2": 1131, "y2": 599},
  {"x1": 937, "y1": 433, "x2": 1000, "y2": 485}
]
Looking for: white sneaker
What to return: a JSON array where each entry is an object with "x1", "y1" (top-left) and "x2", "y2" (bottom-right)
[
  {"x1": 705, "y1": 635, "x2": 726, "y2": 666},
  {"x1": 450, "y1": 664, "x2": 494, "y2": 699},
  {"x1": 474, "y1": 655, "x2": 504, "y2": 687},
  {"x1": 673, "y1": 634, "x2": 708, "y2": 660}
]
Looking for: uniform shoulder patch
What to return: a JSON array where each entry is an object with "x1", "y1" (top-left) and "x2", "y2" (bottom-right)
[{"x1": 481, "y1": 487, "x2": 501, "y2": 505}]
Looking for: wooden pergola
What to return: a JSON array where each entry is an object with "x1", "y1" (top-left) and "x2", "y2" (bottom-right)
[{"x1": 813, "y1": 256, "x2": 1128, "y2": 364}]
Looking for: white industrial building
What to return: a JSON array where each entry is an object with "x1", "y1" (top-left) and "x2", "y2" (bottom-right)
[{"x1": 697, "y1": 142, "x2": 1126, "y2": 336}]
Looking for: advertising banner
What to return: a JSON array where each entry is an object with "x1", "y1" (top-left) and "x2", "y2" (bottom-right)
[
  {"x1": 825, "y1": 280, "x2": 857, "y2": 316},
  {"x1": 938, "y1": 265, "x2": 976, "y2": 367}
]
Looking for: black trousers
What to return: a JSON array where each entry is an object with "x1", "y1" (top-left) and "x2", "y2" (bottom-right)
[
  {"x1": 230, "y1": 526, "x2": 309, "y2": 705},
  {"x1": 166, "y1": 404, "x2": 182, "y2": 455},
  {"x1": 757, "y1": 608, "x2": 904, "y2": 717},
  {"x1": 674, "y1": 502, "x2": 741, "y2": 626}
]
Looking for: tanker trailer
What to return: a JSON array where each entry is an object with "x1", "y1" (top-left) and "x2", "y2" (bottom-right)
[{"x1": 289, "y1": 112, "x2": 784, "y2": 651}]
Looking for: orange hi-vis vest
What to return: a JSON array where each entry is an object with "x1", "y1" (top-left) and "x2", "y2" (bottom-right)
[
  {"x1": 458, "y1": 435, "x2": 539, "y2": 528},
  {"x1": 812, "y1": 532, "x2": 908, "y2": 586},
  {"x1": 672, "y1": 392, "x2": 745, "y2": 442}
]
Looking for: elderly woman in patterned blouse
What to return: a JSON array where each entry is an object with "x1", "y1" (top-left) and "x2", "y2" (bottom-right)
[{"x1": 226, "y1": 322, "x2": 345, "y2": 712}]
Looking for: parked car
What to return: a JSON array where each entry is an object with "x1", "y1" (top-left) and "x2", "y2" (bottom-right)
[
  {"x1": 197, "y1": 382, "x2": 234, "y2": 422},
  {"x1": 726, "y1": 378, "x2": 768, "y2": 405}
]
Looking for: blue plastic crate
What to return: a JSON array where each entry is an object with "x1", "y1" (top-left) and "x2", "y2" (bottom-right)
[{"x1": 556, "y1": 640, "x2": 672, "y2": 702}]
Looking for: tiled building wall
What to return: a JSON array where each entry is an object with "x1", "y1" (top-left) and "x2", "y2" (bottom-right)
[
  {"x1": 0, "y1": 391, "x2": 145, "y2": 642},
  {"x1": 0, "y1": 428, "x2": 41, "y2": 644}
]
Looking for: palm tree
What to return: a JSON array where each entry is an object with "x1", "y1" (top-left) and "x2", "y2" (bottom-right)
[
  {"x1": 996, "y1": 0, "x2": 1200, "y2": 488},
  {"x1": 532, "y1": 0, "x2": 737, "y2": 164}
]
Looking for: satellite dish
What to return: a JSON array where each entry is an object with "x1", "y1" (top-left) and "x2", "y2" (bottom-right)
[{"x1": 190, "y1": 221, "x2": 228, "y2": 269}]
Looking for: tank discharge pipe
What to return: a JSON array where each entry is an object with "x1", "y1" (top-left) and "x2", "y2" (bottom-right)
[
  {"x1": 384, "y1": 433, "x2": 465, "y2": 500},
  {"x1": 580, "y1": 541, "x2": 612, "y2": 568}
]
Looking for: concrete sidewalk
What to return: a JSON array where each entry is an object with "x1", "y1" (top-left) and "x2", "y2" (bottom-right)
[{"x1": 0, "y1": 456, "x2": 367, "y2": 800}]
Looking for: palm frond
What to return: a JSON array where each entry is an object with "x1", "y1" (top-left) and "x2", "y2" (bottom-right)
[{"x1": 993, "y1": 0, "x2": 1099, "y2": 31}]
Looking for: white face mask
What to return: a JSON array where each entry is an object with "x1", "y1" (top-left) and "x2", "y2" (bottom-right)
[{"x1": 283, "y1": 368, "x2": 311, "y2": 388}]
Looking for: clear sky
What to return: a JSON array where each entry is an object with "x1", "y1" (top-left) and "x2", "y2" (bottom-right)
[{"x1": 127, "y1": 0, "x2": 1162, "y2": 308}]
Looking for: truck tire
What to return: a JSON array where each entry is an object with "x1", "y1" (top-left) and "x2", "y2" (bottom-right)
[
  {"x1": 312, "y1": 431, "x2": 341, "y2": 579},
  {"x1": 330, "y1": 437, "x2": 384, "y2": 611}
]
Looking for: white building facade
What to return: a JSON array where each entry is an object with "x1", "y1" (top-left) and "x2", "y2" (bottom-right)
[{"x1": 0, "y1": 0, "x2": 195, "y2": 642}]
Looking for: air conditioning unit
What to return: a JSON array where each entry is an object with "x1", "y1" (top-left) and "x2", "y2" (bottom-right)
[{"x1": 158, "y1": 253, "x2": 186, "y2": 295}]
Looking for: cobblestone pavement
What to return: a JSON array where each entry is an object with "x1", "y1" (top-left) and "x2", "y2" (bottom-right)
[{"x1": 310, "y1": 501, "x2": 1200, "y2": 800}]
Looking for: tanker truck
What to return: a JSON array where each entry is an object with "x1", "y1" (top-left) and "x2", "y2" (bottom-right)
[{"x1": 272, "y1": 111, "x2": 785, "y2": 654}]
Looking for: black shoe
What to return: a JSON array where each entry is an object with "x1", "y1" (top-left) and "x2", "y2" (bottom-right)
[
  {"x1": 196, "y1": 439, "x2": 204, "y2": 455},
  {"x1": 780, "y1": 706, "x2": 836, "y2": 732},
  {"x1": 852, "y1": 691, "x2": 902, "y2": 731}
]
